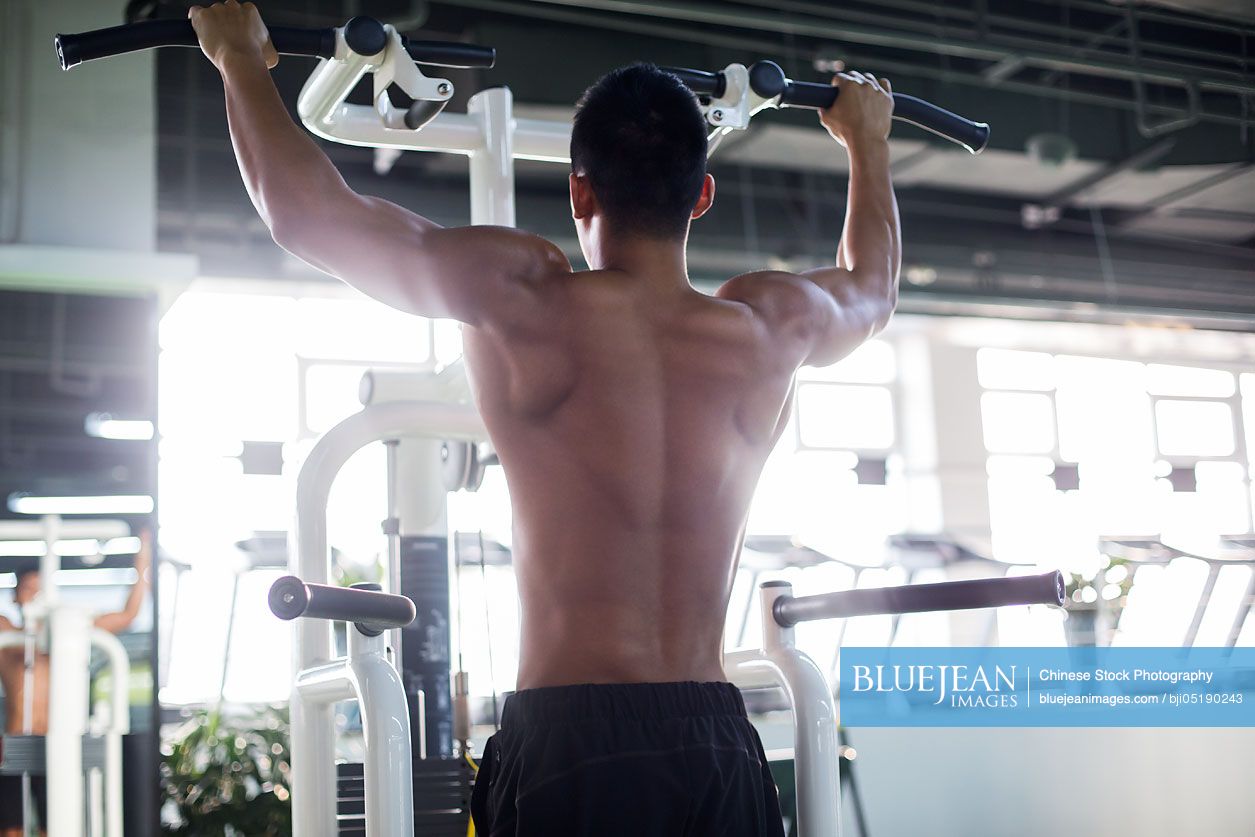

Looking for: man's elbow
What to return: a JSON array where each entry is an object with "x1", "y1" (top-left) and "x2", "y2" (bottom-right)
[
  {"x1": 854, "y1": 266, "x2": 898, "y2": 337},
  {"x1": 268, "y1": 213, "x2": 312, "y2": 255},
  {"x1": 872, "y1": 283, "x2": 898, "y2": 334}
]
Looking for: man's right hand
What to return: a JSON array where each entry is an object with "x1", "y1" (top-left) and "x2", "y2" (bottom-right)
[
  {"x1": 189, "y1": 0, "x2": 278, "y2": 72},
  {"x1": 819, "y1": 71, "x2": 893, "y2": 149}
]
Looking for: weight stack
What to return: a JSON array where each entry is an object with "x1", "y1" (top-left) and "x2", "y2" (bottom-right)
[
  {"x1": 400, "y1": 534, "x2": 454, "y2": 758},
  {"x1": 336, "y1": 756, "x2": 476, "y2": 836}
]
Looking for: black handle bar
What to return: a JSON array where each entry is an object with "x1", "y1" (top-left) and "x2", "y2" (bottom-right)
[
  {"x1": 667, "y1": 60, "x2": 989, "y2": 154},
  {"x1": 773, "y1": 570, "x2": 1065, "y2": 627},
  {"x1": 56, "y1": 16, "x2": 495, "y2": 71},
  {"x1": 268, "y1": 576, "x2": 416, "y2": 637},
  {"x1": 666, "y1": 66, "x2": 727, "y2": 100}
]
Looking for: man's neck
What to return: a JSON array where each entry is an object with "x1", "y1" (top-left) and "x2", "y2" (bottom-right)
[{"x1": 589, "y1": 232, "x2": 692, "y2": 290}]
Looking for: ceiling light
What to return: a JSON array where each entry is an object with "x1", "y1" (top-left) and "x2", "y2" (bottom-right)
[
  {"x1": 7, "y1": 494, "x2": 154, "y2": 515},
  {"x1": 85, "y1": 413, "x2": 155, "y2": 441},
  {"x1": 0, "y1": 536, "x2": 141, "y2": 557}
]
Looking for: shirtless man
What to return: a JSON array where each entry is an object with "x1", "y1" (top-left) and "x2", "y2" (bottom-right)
[
  {"x1": 0, "y1": 531, "x2": 151, "y2": 837},
  {"x1": 191, "y1": 2, "x2": 898, "y2": 833}
]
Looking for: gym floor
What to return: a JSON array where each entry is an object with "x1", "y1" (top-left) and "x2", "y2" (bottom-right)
[{"x1": 1, "y1": 1, "x2": 1253, "y2": 836}]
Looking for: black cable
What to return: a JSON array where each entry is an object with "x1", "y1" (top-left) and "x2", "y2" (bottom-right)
[
  {"x1": 478, "y1": 529, "x2": 500, "y2": 732},
  {"x1": 454, "y1": 533, "x2": 467, "y2": 676}
]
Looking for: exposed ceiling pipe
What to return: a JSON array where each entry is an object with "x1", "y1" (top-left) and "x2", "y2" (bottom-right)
[
  {"x1": 726, "y1": 0, "x2": 1245, "y2": 70},
  {"x1": 1022, "y1": 136, "x2": 1178, "y2": 228}
]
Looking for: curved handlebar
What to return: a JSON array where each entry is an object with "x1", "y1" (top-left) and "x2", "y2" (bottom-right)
[
  {"x1": 773, "y1": 570, "x2": 1065, "y2": 627},
  {"x1": 667, "y1": 59, "x2": 989, "y2": 154},
  {"x1": 268, "y1": 575, "x2": 416, "y2": 637},
  {"x1": 55, "y1": 16, "x2": 495, "y2": 71}
]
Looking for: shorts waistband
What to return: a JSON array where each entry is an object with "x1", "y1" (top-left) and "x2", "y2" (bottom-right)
[{"x1": 500, "y1": 681, "x2": 747, "y2": 726}]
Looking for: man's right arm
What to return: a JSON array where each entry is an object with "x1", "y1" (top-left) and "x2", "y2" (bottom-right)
[{"x1": 720, "y1": 71, "x2": 900, "y2": 369}]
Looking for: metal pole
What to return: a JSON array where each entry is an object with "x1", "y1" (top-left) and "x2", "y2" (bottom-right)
[
  {"x1": 774, "y1": 571, "x2": 1065, "y2": 626},
  {"x1": 384, "y1": 439, "x2": 403, "y2": 665}
]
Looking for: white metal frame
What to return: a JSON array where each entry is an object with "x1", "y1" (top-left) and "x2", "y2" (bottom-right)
[
  {"x1": 289, "y1": 401, "x2": 484, "y2": 837},
  {"x1": 725, "y1": 582, "x2": 842, "y2": 837}
]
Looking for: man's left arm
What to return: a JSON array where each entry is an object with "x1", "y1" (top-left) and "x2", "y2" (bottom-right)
[
  {"x1": 191, "y1": 1, "x2": 568, "y2": 329},
  {"x1": 94, "y1": 529, "x2": 152, "y2": 634}
]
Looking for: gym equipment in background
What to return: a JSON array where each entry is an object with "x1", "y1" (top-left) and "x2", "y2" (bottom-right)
[{"x1": 0, "y1": 516, "x2": 133, "y2": 837}]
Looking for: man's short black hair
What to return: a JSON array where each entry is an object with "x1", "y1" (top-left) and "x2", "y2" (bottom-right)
[{"x1": 570, "y1": 63, "x2": 709, "y2": 239}]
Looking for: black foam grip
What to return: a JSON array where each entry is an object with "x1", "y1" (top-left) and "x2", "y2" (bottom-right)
[
  {"x1": 665, "y1": 66, "x2": 727, "y2": 99},
  {"x1": 890, "y1": 93, "x2": 991, "y2": 154},
  {"x1": 401, "y1": 38, "x2": 496, "y2": 69},
  {"x1": 777, "y1": 82, "x2": 990, "y2": 153},
  {"x1": 56, "y1": 20, "x2": 335, "y2": 70},
  {"x1": 774, "y1": 571, "x2": 1065, "y2": 627},
  {"x1": 268, "y1": 575, "x2": 416, "y2": 631},
  {"x1": 780, "y1": 80, "x2": 837, "y2": 109},
  {"x1": 743, "y1": 60, "x2": 989, "y2": 154},
  {"x1": 56, "y1": 19, "x2": 494, "y2": 70}
]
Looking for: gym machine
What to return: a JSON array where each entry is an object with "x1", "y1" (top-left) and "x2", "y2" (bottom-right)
[
  {"x1": 0, "y1": 516, "x2": 133, "y2": 837},
  {"x1": 54, "y1": 13, "x2": 1004, "y2": 837}
]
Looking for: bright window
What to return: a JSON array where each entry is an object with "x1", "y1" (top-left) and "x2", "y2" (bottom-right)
[
  {"x1": 797, "y1": 384, "x2": 895, "y2": 449},
  {"x1": 158, "y1": 288, "x2": 430, "y2": 705},
  {"x1": 799, "y1": 339, "x2": 896, "y2": 384},
  {"x1": 981, "y1": 392, "x2": 1055, "y2": 454},
  {"x1": 976, "y1": 348, "x2": 1055, "y2": 391},
  {"x1": 1146, "y1": 364, "x2": 1235, "y2": 398},
  {"x1": 1155, "y1": 400, "x2": 1235, "y2": 457}
]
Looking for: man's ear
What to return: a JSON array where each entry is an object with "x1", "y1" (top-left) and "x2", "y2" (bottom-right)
[
  {"x1": 570, "y1": 173, "x2": 598, "y2": 220},
  {"x1": 691, "y1": 173, "x2": 716, "y2": 220}
]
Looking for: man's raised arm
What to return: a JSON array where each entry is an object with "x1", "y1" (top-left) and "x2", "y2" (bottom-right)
[
  {"x1": 189, "y1": 1, "x2": 568, "y2": 328},
  {"x1": 720, "y1": 71, "x2": 899, "y2": 369},
  {"x1": 94, "y1": 529, "x2": 152, "y2": 634},
  {"x1": 799, "y1": 71, "x2": 900, "y2": 365}
]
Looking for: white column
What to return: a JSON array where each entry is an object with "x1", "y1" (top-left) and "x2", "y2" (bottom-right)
[
  {"x1": 894, "y1": 331, "x2": 996, "y2": 644},
  {"x1": 48, "y1": 607, "x2": 93, "y2": 837},
  {"x1": 2, "y1": 0, "x2": 155, "y2": 251},
  {"x1": 895, "y1": 333, "x2": 992, "y2": 546},
  {"x1": 468, "y1": 87, "x2": 516, "y2": 227}
]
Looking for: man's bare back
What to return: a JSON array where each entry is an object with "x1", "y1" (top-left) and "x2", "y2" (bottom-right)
[
  {"x1": 0, "y1": 649, "x2": 49, "y2": 734},
  {"x1": 465, "y1": 271, "x2": 799, "y2": 689}
]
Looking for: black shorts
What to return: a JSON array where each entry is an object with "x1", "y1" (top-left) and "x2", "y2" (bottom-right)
[
  {"x1": 470, "y1": 681, "x2": 787, "y2": 837},
  {"x1": 0, "y1": 772, "x2": 46, "y2": 830}
]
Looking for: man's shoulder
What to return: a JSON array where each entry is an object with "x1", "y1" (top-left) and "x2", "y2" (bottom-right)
[
  {"x1": 715, "y1": 269, "x2": 828, "y2": 323},
  {"x1": 475, "y1": 226, "x2": 572, "y2": 279}
]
